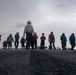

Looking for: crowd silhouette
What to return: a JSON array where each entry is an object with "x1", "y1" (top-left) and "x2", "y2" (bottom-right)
[{"x1": 1, "y1": 21, "x2": 76, "y2": 50}]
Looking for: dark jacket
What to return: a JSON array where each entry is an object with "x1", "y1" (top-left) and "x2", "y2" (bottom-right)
[
  {"x1": 20, "y1": 37, "x2": 26, "y2": 43},
  {"x1": 69, "y1": 34, "x2": 75, "y2": 43},
  {"x1": 15, "y1": 34, "x2": 20, "y2": 41},
  {"x1": 60, "y1": 35, "x2": 67, "y2": 42}
]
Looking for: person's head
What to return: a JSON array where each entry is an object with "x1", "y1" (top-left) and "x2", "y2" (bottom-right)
[
  {"x1": 51, "y1": 31, "x2": 53, "y2": 34},
  {"x1": 27, "y1": 21, "x2": 31, "y2": 24},
  {"x1": 62, "y1": 33, "x2": 65, "y2": 36},
  {"x1": 17, "y1": 32, "x2": 19, "y2": 34},
  {"x1": 42, "y1": 33, "x2": 44, "y2": 36},
  {"x1": 71, "y1": 33, "x2": 74, "y2": 36},
  {"x1": 34, "y1": 33, "x2": 36, "y2": 35},
  {"x1": 9, "y1": 34, "x2": 12, "y2": 37}
]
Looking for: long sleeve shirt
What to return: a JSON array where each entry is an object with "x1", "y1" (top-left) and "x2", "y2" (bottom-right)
[
  {"x1": 23, "y1": 24, "x2": 34, "y2": 35},
  {"x1": 40, "y1": 36, "x2": 46, "y2": 41}
]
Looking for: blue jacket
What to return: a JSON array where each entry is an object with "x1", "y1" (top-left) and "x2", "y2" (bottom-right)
[{"x1": 20, "y1": 37, "x2": 26, "y2": 43}]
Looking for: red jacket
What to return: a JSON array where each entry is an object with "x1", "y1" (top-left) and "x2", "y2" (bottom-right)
[
  {"x1": 33, "y1": 35, "x2": 38, "y2": 40},
  {"x1": 40, "y1": 36, "x2": 46, "y2": 40},
  {"x1": 49, "y1": 34, "x2": 55, "y2": 41},
  {"x1": 3, "y1": 41, "x2": 8, "y2": 45}
]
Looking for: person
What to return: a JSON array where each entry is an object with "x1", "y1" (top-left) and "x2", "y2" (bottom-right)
[
  {"x1": 0, "y1": 35, "x2": 2, "y2": 41},
  {"x1": 23, "y1": 21, "x2": 34, "y2": 49},
  {"x1": 60, "y1": 33, "x2": 67, "y2": 50},
  {"x1": 69, "y1": 33, "x2": 75, "y2": 50},
  {"x1": 20, "y1": 36, "x2": 26, "y2": 48},
  {"x1": 14, "y1": 32, "x2": 20, "y2": 49},
  {"x1": 33, "y1": 33, "x2": 38, "y2": 49},
  {"x1": 3, "y1": 40, "x2": 8, "y2": 49},
  {"x1": 48, "y1": 32, "x2": 56, "y2": 49},
  {"x1": 7, "y1": 34, "x2": 14, "y2": 49},
  {"x1": 40, "y1": 33, "x2": 46, "y2": 49}
]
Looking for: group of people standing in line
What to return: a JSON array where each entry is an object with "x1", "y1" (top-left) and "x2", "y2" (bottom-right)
[{"x1": 1, "y1": 21, "x2": 76, "y2": 50}]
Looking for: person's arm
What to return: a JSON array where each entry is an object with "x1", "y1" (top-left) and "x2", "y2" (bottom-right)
[
  {"x1": 45, "y1": 36, "x2": 46, "y2": 40},
  {"x1": 12, "y1": 37, "x2": 14, "y2": 42},
  {"x1": 31, "y1": 25, "x2": 34, "y2": 34},
  {"x1": 65, "y1": 37, "x2": 67, "y2": 42},
  {"x1": 23, "y1": 26, "x2": 26, "y2": 36}
]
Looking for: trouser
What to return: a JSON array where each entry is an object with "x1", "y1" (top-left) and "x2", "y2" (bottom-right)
[
  {"x1": 15, "y1": 40, "x2": 19, "y2": 49},
  {"x1": 3, "y1": 44, "x2": 7, "y2": 49},
  {"x1": 61, "y1": 42, "x2": 66, "y2": 49},
  {"x1": 26, "y1": 32, "x2": 34, "y2": 49},
  {"x1": 70, "y1": 42, "x2": 75, "y2": 50},
  {"x1": 49, "y1": 41, "x2": 55, "y2": 49},
  {"x1": 41, "y1": 40, "x2": 45, "y2": 49},
  {"x1": 21, "y1": 42, "x2": 25, "y2": 48},
  {"x1": 33, "y1": 40, "x2": 37, "y2": 49},
  {"x1": 8, "y1": 41, "x2": 12, "y2": 49}
]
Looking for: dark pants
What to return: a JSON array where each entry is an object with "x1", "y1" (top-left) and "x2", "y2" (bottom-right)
[
  {"x1": 70, "y1": 42, "x2": 75, "y2": 50},
  {"x1": 40, "y1": 40, "x2": 45, "y2": 49},
  {"x1": 15, "y1": 40, "x2": 19, "y2": 49},
  {"x1": 49, "y1": 41, "x2": 55, "y2": 49},
  {"x1": 26, "y1": 32, "x2": 34, "y2": 49},
  {"x1": 8, "y1": 41, "x2": 12, "y2": 49},
  {"x1": 21, "y1": 42, "x2": 25, "y2": 48},
  {"x1": 33, "y1": 40, "x2": 37, "y2": 49},
  {"x1": 61, "y1": 42, "x2": 66, "y2": 49},
  {"x1": 3, "y1": 44, "x2": 7, "y2": 49}
]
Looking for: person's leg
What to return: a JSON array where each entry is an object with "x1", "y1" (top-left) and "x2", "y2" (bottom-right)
[
  {"x1": 3, "y1": 44, "x2": 5, "y2": 49},
  {"x1": 22, "y1": 42, "x2": 25, "y2": 48},
  {"x1": 26, "y1": 41, "x2": 29, "y2": 49},
  {"x1": 10, "y1": 42, "x2": 12, "y2": 49},
  {"x1": 70, "y1": 42, "x2": 73, "y2": 50},
  {"x1": 22, "y1": 43, "x2": 23, "y2": 48},
  {"x1": 49, "y1": 41, "x2": 52, "y2": 49},
  {"x1": 64, "y1": 42, "x2": 66, "y2": 49},
  {"x1": 8, "y1": 42, "x2": 9, "y2": 49},
  {"x1": 26, "y1": 33, "x2": 30, "y2": 49},
  {"x1": 8, "y1": 41, "x2": 11, "y2": 49},
  {"x1": 72, "y1": 42, "x2": 75, "y2": 50},
  {"x1": 40, "y1": 40, "x2": 43, "y2": 49},
  {"x1": 14, "y1": 41, "x2": 16, "y2": 49},
  {"x1": 41, "y1": 40, "x2": 44, "y2": 49},
  {"x1": 16, "y1": 41, "x2": 19, "y2": 49},
  {"x1": 61, "y1": 42, "x2": 63, "y2": 49},
  {"x1": 35, "y1": 40, "x2": 37, "y2": 49},
  {"x1": 30, "y1": 33, "x2": 34, "y2": 49},
  {"x1": 62, "y1": 42, "x2": 64, "y2": 49},
  {"x1": 53, "y1": 41, "x2": 55, "y2": 49},
  {"x1": 43, "y1": 41, "x2": 45, "y2": 49}
]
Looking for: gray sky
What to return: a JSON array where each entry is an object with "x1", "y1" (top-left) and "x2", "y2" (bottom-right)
[{"x1": 0, "y1": 0, "x2": 76, "y2": 48}]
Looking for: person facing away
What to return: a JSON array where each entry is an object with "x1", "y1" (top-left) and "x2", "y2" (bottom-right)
[
  {"x1": 48, "y1": 31, "x2": 56, "y2": 49},
  {"x1": 33, "y1": 33, "x2": 38, "y2": 49},
  {"x1": 14, "y1": 32, "x2": 20, "y2": 49},
  {"x1": 20, "y1": 36, "x2": 26, "y2": 48},
  {"x1": 7, "y1": 34, "x2": 14, "y2": 49},
  {"x1": 60, "y1": 33, "x2": 67, "y2": 50},
  {"x1": 40, "y1": 33, "x2": 46, "y2": 49},
  {"x1": 23, "y1": 21, "x2": 34, "y2": 49},
  {"x1": 0, "y1": 35, "x2": 2, "y2": 41},
  {"x1": 69, "y1": 33, "x2": 75, "y2": 50}
]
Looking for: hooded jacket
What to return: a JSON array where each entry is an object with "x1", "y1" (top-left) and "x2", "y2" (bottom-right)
[{"x1": 24, "y1": 24, "x2": 34, "y2": 34}]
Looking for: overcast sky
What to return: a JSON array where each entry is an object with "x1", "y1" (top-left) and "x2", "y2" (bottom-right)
[{"x1": 0, "y1": 0, "x2": 76, "y2": 48}]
